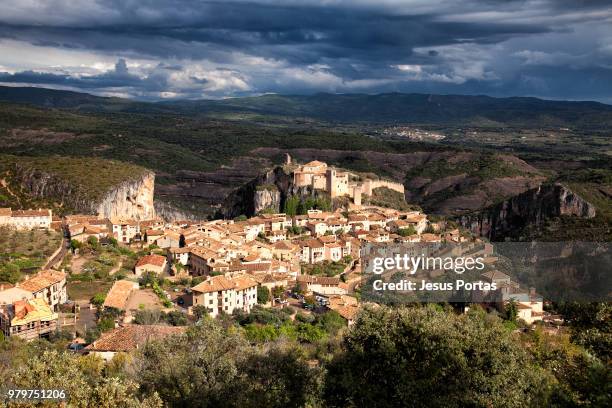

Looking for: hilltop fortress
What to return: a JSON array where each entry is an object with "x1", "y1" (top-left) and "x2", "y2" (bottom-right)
[{"x1": 291, "y1": 157, "x2": 404, "y2": 206}]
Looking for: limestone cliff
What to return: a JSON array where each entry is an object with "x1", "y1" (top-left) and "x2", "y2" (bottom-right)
[
  {"x1": 222, "y1": 166, "x2": 322, "y2": 218},
  {"x1": 459, "y1": 183, "x2": 596, "y2": 241},
  {"x1": 95, "y1": 172, "x2": 156, "y2": 220},
  {"x1": 254, "y1": 187, "x2": 281, "y2": 214},
  {"x1": 223, "y1": 166, "x2": 292, "y2": 218},
  {"x1": 154, "y1": 200, "x2": 199, "y2": 222},
  {"x1": 4, "y1": 156, "x2": 156, "y2": 219}
]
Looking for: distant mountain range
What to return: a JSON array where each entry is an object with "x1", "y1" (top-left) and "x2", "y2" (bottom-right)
[{"x1": 2, "y1": 86, "x2": 612, "y2": 128}]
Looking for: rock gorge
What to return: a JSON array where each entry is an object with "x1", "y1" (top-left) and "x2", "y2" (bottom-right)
[{"x1": 459, "y1": 183, "x2": 596, "y2": 241}]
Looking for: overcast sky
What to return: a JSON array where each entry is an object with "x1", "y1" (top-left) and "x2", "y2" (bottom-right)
[{"x1": 0, "y1": 0, "x2": 611, "y2": 101}]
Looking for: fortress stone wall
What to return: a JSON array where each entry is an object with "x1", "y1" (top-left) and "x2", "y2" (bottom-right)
[{"x1": 361, "y1": 179, "x2": 405, "y2": 196}]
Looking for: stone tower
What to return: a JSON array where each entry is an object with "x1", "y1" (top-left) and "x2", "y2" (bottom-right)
[
  {"x1": 326, "y1": 168, "x2": 337, "y2": 197},
  {"x1": 353, "y1": 185, "x2": 362, "y2": 206}
]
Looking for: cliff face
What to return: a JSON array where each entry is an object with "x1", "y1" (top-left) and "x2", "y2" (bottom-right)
[
  {"x1": 154, "y1": 200, "x2": 199, "y2": 222},
  {"x1": 222, "y1": 166, "x2": 321, "y2": 218},
  {"x1": 254, "y1": 188, "x2": 281, "y2": 214},
  {"x1": 13, "y1": 164, "x2": 93, "y2": 212},
  {"x1": 96, "y1": 172, "x2": 156, "y2": 220},
  {"x1": 223, "y1": 166, "x2": 293, "y2": 218},
  {"x1": 460, "y1": 183, "x2": 596, "y2": 241},
  {"x1": 12, "y1": 163, "x2": 156, "y2": 219}
]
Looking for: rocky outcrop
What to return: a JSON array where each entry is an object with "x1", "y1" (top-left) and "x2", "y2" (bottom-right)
[
  {"x1": 254, "y1": 187, "x2": 281, "y2": 214},
  {"x1": 13, "y1": 164, "x2": 94, "y2": 212},
  {"x1": 222, "y1": 166, "x2": 323, "y2": 218},
  {"x1": 95, "y1": 172, "x2": 156, "y2": 220},
  {"x1": 460, "y1": 183, "x2": 596, "y2": 241},
  {"x1": 154, "y1": 200, "x2": 198, "y2": 222},
  {"x1": 11, "y1": 162, "x2": 156, "y2": 219},
  {"x1": 223, "y1": 166, "x2": 293, "y2": 218}
]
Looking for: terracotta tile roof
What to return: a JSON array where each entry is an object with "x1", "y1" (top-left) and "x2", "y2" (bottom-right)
[
  {"x1": 191, "y1": 275, "x2": 236, "y2": 293},
  {"x1": 243, "y1": 253, "x2": 260, "y2": 262},
  {"x1": 85, "y1": 325, "x2": 185, "y2": 352},
  {"x1": 404, "y1": 213, "x2": 427, "y2": 223},
  {"x1": 367, "y1": 214, "x2": 386, "y2": 221},
  {"x1": 20, "y1": 270, "x2": 66, "y2": 293},
  {"x1": 145, "y1": 229, "x2": 164, "y2": 236},
  {"x1": 318, "y1": 235, "x2": 337, "y2": 244},
  {"x1": 242, "y1": 262, "x2": 272, "y2": 273},
  {"x1": 11, "y1": 209, "x2": 52, "y2": 217},
  {"x1": 9, "y1": 298, "x2": 57, "y2": 325},
  {"x1": 103, "y1": 280, "x2": 138, "y2": 310},
  {"x1": 313, "y1": 276, "x2": 340, "y2": 285},
  {"x1": 169, "y1": 247, "x2": 191, "y2": 254},
  {"x1": 190, "y1": 247, "x2": 217, "y2": 260},
  {"x1": 482, "y1": 270, "x2": 511, "y2": 281},
  {"x1": 302, "y1": 238, "x2": 324, "y2": 249},
  {"x1": 333, "y1": 303, "x2": 360, "y2": 321},
  {"x1": 273, "y1": 241, "x2": 296, "y2": 250},
  {"x1": 296, "y1": 275, "x2": 340, "y2": 285},
  {"x1": 135, "y1": 254, "x2": 167, "y2": 268},
  {"x1": 0, "y1": 208, "x2": 11, "y2": 216},
  {"x1": 233, "y1": 276, "x2": 258, "y2": 291},
  {"x1": 421, "y1": 233, "x2": 441, "y2": 242}
]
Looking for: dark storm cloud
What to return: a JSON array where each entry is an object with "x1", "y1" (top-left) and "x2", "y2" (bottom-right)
[
  {"x1": 0, "y1": 59, "x2": 149, "y2": 89},
  {"x1": 0, "y1": 0, "x2": 610, "y2": 100}
]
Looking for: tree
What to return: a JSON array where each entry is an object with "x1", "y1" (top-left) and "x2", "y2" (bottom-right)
[
  {"x1": 97, "y1": 317, "x2": 115, "y2": 332},
  {"x1": 296, "y1": 323, "x2": 326, "y2": 344},
  {"x1": 504, "y1": 299, "x2": 519, "y2": 322},
  {"x1": 134, "y1": 309, "x2": 162, "y2": 325},
  {"x1": 283, "y1": 195, "x2": 300, "y2": 217},
  {"x1": 136, "y1": 320, "x2": 249, "y2": 407},
  {"x1": 70, "y1": 239, "x2": 82, "y2": 252},
  {"x1": 139, "y1": 271, "x2": 159, "y2": 287},
  {"x1": 525, "y1": 327, "x2": 610, "y2": 406},
  {"x1": 397, "y1": 226, "x2": 417, "y2": 237},
  {"x1": 324, "y1": 305, "x2": 547, "y2": 408},
  {"x1": 164, "y1": 310, "x2": 188, "y2": 326},
  {"x1": 0, "y1": 263, "x2": 22, "y2": 284},
  {"x1": 239, "y1": 346, "x2": 323, "y2": 407},
  {"x1": 316, "y1": 310, "x2": 346, "y2": 335},
  {"x1": 87, "y1": 236, "x2": 99, "y2": 249},
  {"x1": 558, "y1": 302, "x2": 612, "y2": 361},
  {"x1": 257, "y1": 286, "x2": 270, "y2": 304},
  {"x1": 179, "y1": 234, "x2": 186, "y2": 248},
  {"x1": 271, "y1": 285, "x2": 285, "y2": 300},
  {"x1": 90, "y1": 293, "x2": 106, "y2": 308},
  {"x1": 7, "y1": 349, "x2": 162, "y2": 407},
  {"x1": 192, "y1": 305, "x2": 210, "y2": 320}
]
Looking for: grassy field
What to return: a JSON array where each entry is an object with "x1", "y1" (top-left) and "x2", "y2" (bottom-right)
[
  {"x1": 66, "y1": 280, "x2": 113, "y2": 301},
  {"x1": 0, "y1": 227, "x2": 63, "y2": 283}
]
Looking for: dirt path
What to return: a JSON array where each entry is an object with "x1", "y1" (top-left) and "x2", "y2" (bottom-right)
[
  {"x1": 109, "y1": 260, "x2": 123, "y2": 275},
  {"x1": 70, "y1": 255, "x2": 88, "y2": 274},
  {"x1": 0, "y1": 177, "x2": 21, "y2": 206}
]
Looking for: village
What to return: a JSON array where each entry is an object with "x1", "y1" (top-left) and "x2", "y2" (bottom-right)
[{"x1": 0, "y1": 160, "x2": 552, "y2": 359}]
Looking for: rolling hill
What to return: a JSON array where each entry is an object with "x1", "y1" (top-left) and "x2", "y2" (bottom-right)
[{"x1": 2, "y1": 86, "x2": 612, "y2": 128}]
